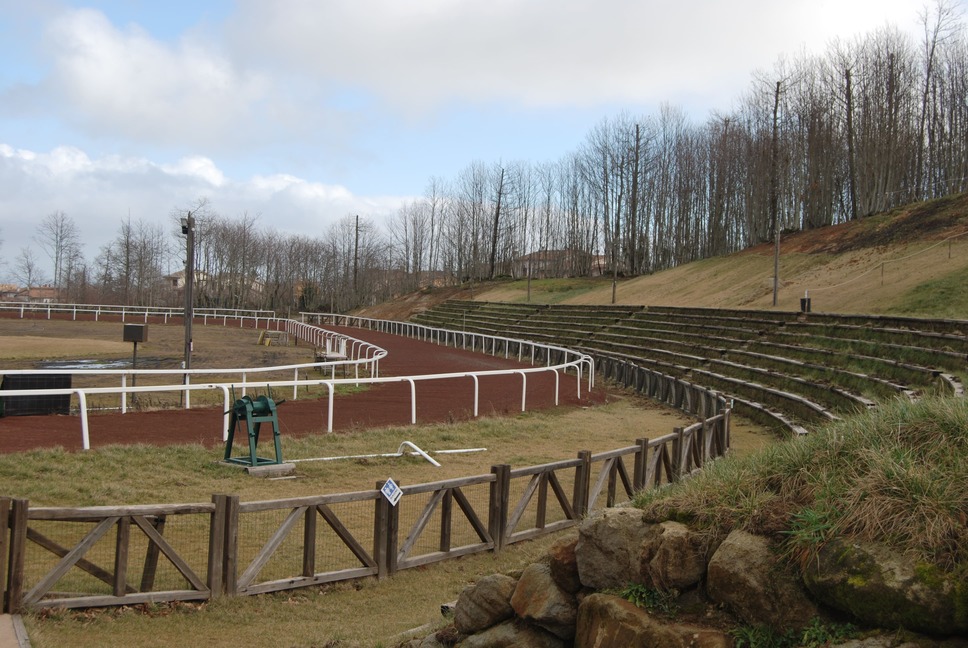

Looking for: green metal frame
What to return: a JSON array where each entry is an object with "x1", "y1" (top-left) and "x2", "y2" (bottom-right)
[{"x1": 223, "y1": 395, "x2": 284, "y2": 467}]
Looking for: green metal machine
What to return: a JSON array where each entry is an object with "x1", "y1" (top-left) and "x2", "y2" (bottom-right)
[{"x1": 223, "y1": 393, "x2": 284, "y2": 467}]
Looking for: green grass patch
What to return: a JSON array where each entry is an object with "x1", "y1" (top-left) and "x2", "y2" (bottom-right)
[
  {"x1": 482, "y1": 277, "x2": 614, "y2": 304},
  {"x1": 892, "y1": 269, "x2": 968, "y2": 319},
  {"x1": 635, "y1": 396, "x2": 968, "y2": 572},
  {"x1": 728, "y1": 618, "x2": 858, "y2": 648},
  {"x1": 616, "y1": 583, "x2": 679, "y2": 616}
]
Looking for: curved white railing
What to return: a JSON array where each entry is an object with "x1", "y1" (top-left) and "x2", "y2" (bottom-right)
[
  {"x1": 300, "y1": 312, "x2": 596, "y2": 391},
  {"x1": 1, "y1": 311, "x2": 594, "y2": 450},
  {"x1": 0, "y1": 301, "x2": 276, "y2": 325}
]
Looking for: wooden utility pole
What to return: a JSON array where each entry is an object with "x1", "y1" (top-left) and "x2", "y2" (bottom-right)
[
  {"x1": 182, "y1": 212, "x2": 195, "y2": 373},
  {"x1": 353, "y1": 214, "x2": 360, "y2": 297},
  {"x1": 181, "y1": 212, "x2": 195, "y2": 407}
]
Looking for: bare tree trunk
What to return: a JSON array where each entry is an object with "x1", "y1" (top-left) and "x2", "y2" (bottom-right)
[
  {"x1": 771, "y1": 81, "x2": 782, "y2": 306},
  {"x1": 488, "y1": 167, "x2": 505, "y2": 279},
  {"x1": 845, "y1": 67, "x2": 859, "y2": 220}
]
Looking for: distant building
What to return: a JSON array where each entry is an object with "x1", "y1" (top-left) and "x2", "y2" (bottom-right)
[
  {"x1": 14, "y1": 285, "x2": 59, "y2": 303},
  {"x1": 163, "y1": 270, "x2": 210, "y2": 290},
  {"x1": 512, "y1": 249, "x2": 603, "y2": 278},
  {"x1": 0, "y1": 284, "x2": 19, "y2": 300}
]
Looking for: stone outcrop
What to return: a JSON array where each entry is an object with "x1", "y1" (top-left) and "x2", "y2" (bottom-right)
[
  {"x1": 547, "y1": 536, "x2": 582, "y2": 594},
  {"x1": 639, "y1": 520, "x2": 706, "y2": 591},
  {"x1": 706, "y1": 528, "x2": 819, "y2": 629},
  {"x1": 510, "y1": 563, "x2": 578, "y2": 639},
  {"x1": 453, "y1": 573, "x2": 518, "y2": 634},
  {"x1": 574, "y1": 508, "x2": 652, "y2": 590},
  {"x1": 404, "y1": 508, "x2": 966, "y2": 646},
  {"x1": 575, "y1": 593, "x2": 730, "y2": 648},
  {"x1": 455, "y1": 619, "x2": 565, "y2": 648},
  {"x1": 803, "y1": 539, "x2": 968, "y2": 636}
]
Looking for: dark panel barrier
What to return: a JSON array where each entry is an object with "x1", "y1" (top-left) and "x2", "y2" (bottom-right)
[{"x1": 0, "y1": 374, "x2": 71, "y2": 416}]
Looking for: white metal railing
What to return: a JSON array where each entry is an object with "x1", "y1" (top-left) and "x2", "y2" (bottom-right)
[
  {"x1": 0, "y1": 301, "x2": 276, "y2": 325},
  {"x1": 1, "y1": 318, "x2": 383, "y2": 406},
  {"x1": 2, "y1": 312, "x2": 594, "y2": 451},
  {"x1": 301, "y1": 312, "x2": 596, "y2": 391}
]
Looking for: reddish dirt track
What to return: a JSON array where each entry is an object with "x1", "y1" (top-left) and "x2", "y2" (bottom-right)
[{"x1": 0, "y1": 325, "x2": 604, "y2": 454}]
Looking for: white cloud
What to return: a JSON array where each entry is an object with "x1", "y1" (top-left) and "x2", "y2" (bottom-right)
[
  {"x1": 161, "y1": 156, "x2": 227, "y2": 187},
  {"x1": 0, "y1": 143, "x2": 409, "y2": 281},
  {"x1": 40, "y1": 8, "x2": 270, "y2": 149},
  {"x1": 226, "y1": 0, "x2": 926, "y2": 113}
]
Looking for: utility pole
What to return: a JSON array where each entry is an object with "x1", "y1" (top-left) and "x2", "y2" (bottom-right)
[
  {"x1": 181, "y1": 213, "x2": 195, "y2": 384},
  {"x1": 353, "y1": 214, "x2": 360, "y2": 299}
]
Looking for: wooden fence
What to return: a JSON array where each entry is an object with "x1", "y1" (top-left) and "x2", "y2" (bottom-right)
[
  {"x1": 595, "y1": 353, "x2": 728, "y2": 419},
  {"x1": 2, "y1": 409, "x2": 728, "y2": 611}
]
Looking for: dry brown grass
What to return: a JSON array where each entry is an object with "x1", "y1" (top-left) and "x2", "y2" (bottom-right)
[{"x1": 1, "y1": 316, "x2": 772, "y2": 647}]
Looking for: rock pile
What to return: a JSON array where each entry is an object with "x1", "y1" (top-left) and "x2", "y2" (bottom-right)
[{"x1": 401, "y1": 507, "x2": 967, "y2": 647}]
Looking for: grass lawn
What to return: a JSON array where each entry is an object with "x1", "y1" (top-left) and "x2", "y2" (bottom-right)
[{"x1": 0, "y1": 317, "x2": 773, "y2": 647}]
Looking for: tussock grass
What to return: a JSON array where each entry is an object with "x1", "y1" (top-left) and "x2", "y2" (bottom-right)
[{"x1": 635, "y1": 396, "x2": 968, "y2": 572}]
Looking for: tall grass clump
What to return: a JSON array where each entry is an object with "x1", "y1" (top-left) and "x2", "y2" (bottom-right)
[{"x1": 635, "y1": 396, "x2": 968, "y2": 572}]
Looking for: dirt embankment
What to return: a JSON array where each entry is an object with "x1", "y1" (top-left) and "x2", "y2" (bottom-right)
[{"x1": 357, "y1": 192, "x2": 968, "y2": 320}]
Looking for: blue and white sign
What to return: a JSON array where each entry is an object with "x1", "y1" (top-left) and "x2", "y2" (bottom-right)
[{"x1": 381, "y1": 478, "x2": 403, "y2": 506}]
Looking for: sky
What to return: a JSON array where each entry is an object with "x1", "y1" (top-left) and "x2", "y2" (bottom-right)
[{"x1": 0, "y1": 0, "x2": 949, "y2": 283}]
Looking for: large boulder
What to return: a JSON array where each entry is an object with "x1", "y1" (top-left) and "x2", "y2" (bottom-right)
[
  {"x1": 511, "y1": 562, "x2": 578, "y2": 639},
  {"x1": 457, "y1": 619, "x2": 565, "y2": 648},
  {"x1": 574, "y1": 593, "x2": 731, "y2": 648},
  {"x1": 803, "y1": 539, "x2": 968, "y2": 636},
  {"x1": 453, "y1": 573, "x2": 518, "y2": 634},
  {"x1": 576, "y1": 508, "x2": 654, "y2": 590},
  {"x1": 706, "y1": 529, "x2": 819, "y2": 629},
  {"x1": 639, "y1": 521, "x2": 706, "y2": 591},
  {"x1": 547, "y1": 535, "x2": 582, "y2": 593}
]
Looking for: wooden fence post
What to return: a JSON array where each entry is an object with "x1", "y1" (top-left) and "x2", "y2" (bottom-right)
[
  {"x1": 574, "y1": 451, "x2": 592, "y2": 518},
  {"x1": 0, "y1": 497, "x2": 12, "y2": 612},
  {"x1": 672, "y1": 427, "x2": 684, "y2": 482},
  {"x1": 5, "y1": 499, "x2": 27, "y2": 613},
  {"x1": 374, "y1": 482, "x2": 389, "y2": 580},
  {"x1": 385, "y1": 481, "x2": 400, "y2": 577},
  {"x1": 0, "y1": 498, "x2": 9, "y2": 612},
  {"x1": 489, "y1": 465, "x2": 510, "y2": 552},
  {"x1": 633, "y1": 438, "x2": 649, "y2": 492},
  {"x1": 113, "y1": 517, "x2": 131, "y2": 598},
  {"x1": 303, "y1": 504, "x2": 317, "y2": 578},
  {"x1": 222, "y1": 495, "x2": 240, "y2": 597},
  {"x1": 207, "y1": 495, "x2": 227, "y2": 598}
]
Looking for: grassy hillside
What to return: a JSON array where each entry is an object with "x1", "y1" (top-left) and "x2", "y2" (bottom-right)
[{"x1": 359, "y1": 193, "x2": 968, "y2": 321}]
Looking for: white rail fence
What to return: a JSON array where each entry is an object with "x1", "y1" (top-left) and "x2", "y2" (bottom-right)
[
  {"x1": 301, "y1": 312, "x2": 596, "y2": 390},
  {"x1": 1, "y1": 312, "x2": 594, "y2": 450},
  {"x1": 0, "y1": 301, "x2": 276, "y2": 326}
]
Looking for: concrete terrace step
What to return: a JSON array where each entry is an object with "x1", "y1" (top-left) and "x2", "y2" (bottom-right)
[{"x1": 410, "y1": 300, "x2": 967, "y2": 434}]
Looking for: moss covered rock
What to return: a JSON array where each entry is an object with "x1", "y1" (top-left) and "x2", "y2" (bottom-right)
[{"x1": 803, "y1": 539, "x2": 967, "y2": 636}]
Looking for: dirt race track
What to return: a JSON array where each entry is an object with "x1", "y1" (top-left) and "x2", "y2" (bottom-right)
[{"x1": 0, "y1": 325, "x2": 605, "y2": 454}]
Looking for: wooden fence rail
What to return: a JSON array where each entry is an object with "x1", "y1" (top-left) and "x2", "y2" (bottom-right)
[{"x1": 3, "y1": 379, "x2": 729, "y2": 612}]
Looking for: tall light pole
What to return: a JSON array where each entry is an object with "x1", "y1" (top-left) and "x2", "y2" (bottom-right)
[{"x1": 181, "y1": 213, "x2": 195, "y2": 374}]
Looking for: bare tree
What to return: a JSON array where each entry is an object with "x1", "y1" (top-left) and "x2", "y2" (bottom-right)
[
  {"x1": 35, "y1": 211, "x2": 82, "y2": 291},
  {"x1": 13, "y1": 247, "x2": 45, "y2": 291}
]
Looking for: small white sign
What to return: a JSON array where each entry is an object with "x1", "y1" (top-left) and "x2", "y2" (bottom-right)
[{"x1": 381, "y1": 478, "x2": 402, "y2": 506}]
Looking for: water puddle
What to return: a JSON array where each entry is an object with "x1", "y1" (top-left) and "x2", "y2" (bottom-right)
[
  {"x1": 38, "y1": 359, "x2": 133, "y2": 370},
  {"x1": 35, "y1": 356, "x2": 169, "y2": 370}
]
